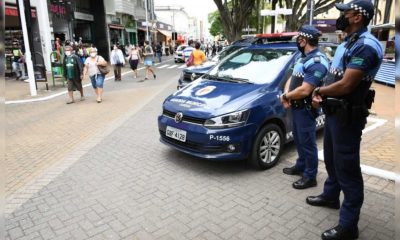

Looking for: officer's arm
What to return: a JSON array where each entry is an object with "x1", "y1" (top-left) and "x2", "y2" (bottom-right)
[
  {"x1": 318, "y1": 68, "x2": 364, "y2": 97},
  {"x1": 284, "y1": 77, "x2": 291, "y2": 93},
  {"x1": 286, "y1": 82, "x2": 314, "y2": 100}
]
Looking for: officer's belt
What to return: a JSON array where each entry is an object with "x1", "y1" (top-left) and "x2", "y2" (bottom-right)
[{"x1": 290, "y1": 99, "x2": 309, "y2": 109}]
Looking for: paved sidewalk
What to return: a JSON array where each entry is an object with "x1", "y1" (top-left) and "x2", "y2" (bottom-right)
[
  {"x1": 5, "y1": 80, "x2": 395, "y2": 240},
  {"x1": 5, "y1": 57, "x2": 177, "y2": 199},
  {"x1": 4, "y1": 61, "x2": 396, "y2": 239},
  {"x1": 5, "y1": 56, "x2": 175, "y2": 101}
]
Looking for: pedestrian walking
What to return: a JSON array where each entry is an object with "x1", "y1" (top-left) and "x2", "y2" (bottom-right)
[
  {"x1": 11, "y1": 40, "x2": 26, "y2": 80},
  {"x1": 212, "y1": 43, "x2": 217, "y2": 57},
  {"x1": 156, "y1": 42, "x2": 162, "y2": 62},
  {"x1": 128, "y1": 45, "x2": 141, "y2": 79},
  {"x1": 280, "y1": 26, "x2": 329, "y2": 189},
  {"x1": 309, "y1": 1, "x2": 383, "y2": 239},
  {"x1": 63, "y1": 45, "x2": 84, "y2": 104},
  {"x1": 192, "y1": 42, "x2": 207, "y2": 66},
  {"x1": 83, "y1": 48, "x2": 108, "y2": 103},
  {"x1": 143, "y1": 41, "x2": 156, "y2": 80},
  {"x1": 110, "y1": 44, "x2": 125, "y2": 81}
]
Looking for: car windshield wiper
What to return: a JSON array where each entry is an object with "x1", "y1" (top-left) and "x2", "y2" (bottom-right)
[{"x1": 203, "y1": 74, "x2": 251, "y2": 84}]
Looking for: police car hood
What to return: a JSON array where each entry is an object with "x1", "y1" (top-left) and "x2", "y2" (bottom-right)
[
  {"x1": 164, "y1": 79, "x2": 264, "y2": 118},
  {"x1": 184, "y1": 62, "x2": 216, "y2": 74}
]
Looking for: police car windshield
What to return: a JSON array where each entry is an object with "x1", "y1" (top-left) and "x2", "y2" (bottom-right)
[{"x1": 209, "y1": 48, "x2": 295, "y2": 84}]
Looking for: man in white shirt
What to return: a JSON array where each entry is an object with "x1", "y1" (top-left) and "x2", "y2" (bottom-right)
[{"x1": 110, "y1": 44, "x2": 125, "y2": 81}]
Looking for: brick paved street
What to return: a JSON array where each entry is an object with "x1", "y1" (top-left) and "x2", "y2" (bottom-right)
[{"x1": 5, "y1": 61, "x2": 396, "y2": 239}]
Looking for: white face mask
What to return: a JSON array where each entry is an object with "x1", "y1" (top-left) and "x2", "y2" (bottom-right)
[
  {"x1": 90, "y1": 53, "x2": 97, "y2": 58},
  {"x1": 65, "y1": 51, "x2": 71, "y2": 56}
]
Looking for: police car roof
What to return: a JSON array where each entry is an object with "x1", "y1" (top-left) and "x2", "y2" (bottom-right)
[
  {"x1": 237, "y1": 32, "x2": 298, "y2": 44},
  {"x1": 245, "y1": 41, "x2": 298, "y2": 50}
]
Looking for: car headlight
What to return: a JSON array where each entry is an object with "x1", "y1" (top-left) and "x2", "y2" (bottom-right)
[{"x1": 204, "y1": 110, "x2": 250, "y2": 129}]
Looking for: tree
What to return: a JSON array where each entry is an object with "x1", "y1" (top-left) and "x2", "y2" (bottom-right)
[
  {"x1": 283, "y1": 0, "x2": 344, "y2": 31},
  {"x1": 208, "y1": 11, "x2": 224, "y2": 37},
  {"x1": 213, "y1": 0, "x2": 256, "y2": 42}
]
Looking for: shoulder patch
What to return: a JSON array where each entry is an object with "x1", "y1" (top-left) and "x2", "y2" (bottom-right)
[
  {"x1": 350, "y1": 57, "x2": 364, "y2": 66},
  {"x1": 314, "y1": 71, "x2": 323, "y2": 78},
  {"x1": 313, "y1": 56, "x2": 321, "y2": 63}
]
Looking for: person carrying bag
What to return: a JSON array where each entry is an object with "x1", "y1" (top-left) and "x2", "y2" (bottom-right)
[{"x1": 83, "y1": 47, "x2": 108, "y2": 103}]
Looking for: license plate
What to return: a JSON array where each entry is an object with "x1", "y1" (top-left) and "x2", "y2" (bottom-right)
[{"x1": 166, "y1": 126, "x2": 187, "y2": 142}]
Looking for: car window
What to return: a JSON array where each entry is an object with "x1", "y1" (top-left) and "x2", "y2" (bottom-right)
[
  {"x1": 219, "y1": 46, "x2": 241, "y2": 60},
  {"x1": 209, "y1": 48, "x2": 295, "y2": 84},
  {"x1": 230, "y1": 53, "x2": 252, "y2": 63}
]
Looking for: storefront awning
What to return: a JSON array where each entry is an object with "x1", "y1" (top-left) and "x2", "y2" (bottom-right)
[
  {"x1": 125, "y1": 28, "x2": 137, "y2": 33},
  {"x1": 109, "y1": 24, "x2": 125, "y2": 30},
  {"x1": 157, "y1": 29, "x2": 172, "y2": 37}
]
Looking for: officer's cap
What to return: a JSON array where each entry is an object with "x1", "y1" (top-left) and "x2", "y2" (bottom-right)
[
  {"x1": 297, "y1": 25, "x2": 321, "y2": 39},
  {"x1": 335, "y1": 0, "x2": 374, "y2": 20}
]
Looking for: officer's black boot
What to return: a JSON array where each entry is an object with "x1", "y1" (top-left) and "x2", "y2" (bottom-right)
[
  {"x1": 282, "y1": 165, "x2": 303, "y2": 176},
  {"x1": 321, "y1": 225, "x2": 359, "y2": 240}
]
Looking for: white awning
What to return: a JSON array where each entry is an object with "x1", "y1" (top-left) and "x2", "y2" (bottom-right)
[{"x1": 157, "y1": 29, "x2": 172, "y2": 37}]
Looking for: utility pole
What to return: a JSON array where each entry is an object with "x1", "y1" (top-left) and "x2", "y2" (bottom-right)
[
  {"x1": 18, "y1": 0, "x2": 37, "y2": 96},
  {"x1": 308, "y1": 0, "x2": 314, "y2": 25},
  {"x1": 145, "y1": 0, "x2": 149, "y2": 41}
]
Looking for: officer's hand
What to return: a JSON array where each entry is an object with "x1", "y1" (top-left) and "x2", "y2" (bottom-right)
[
  {"x1": 312, "y1": 95, "x2": 322, "y2": 108},
  {"x1": 280, "y1": 95, "x2": 290, "y2": 109}
]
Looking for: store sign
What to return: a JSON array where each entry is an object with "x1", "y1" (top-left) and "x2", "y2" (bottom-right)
[
  {"x1": 50, "y1": 4, "x2": 66, "y2": 15},
  {"x1": 5, "y1": 6, "x2": 36, "y2": 18},
  {"x1": 74, "y1": 12, "x2": 94, "y2": 21}
]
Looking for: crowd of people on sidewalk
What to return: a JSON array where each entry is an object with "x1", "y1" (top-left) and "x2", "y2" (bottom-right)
[{"x1": 59, "y1": 39, "x2": 168, "y2": 104}]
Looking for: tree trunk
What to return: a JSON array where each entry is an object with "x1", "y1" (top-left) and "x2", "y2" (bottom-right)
[{"x1": 213, "y1": 0, "x2": 255, "y2": 42}]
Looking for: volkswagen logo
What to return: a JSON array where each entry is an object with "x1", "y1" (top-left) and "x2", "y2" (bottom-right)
[
  {"x1": 174, "y1": 112, "x2": 183, "y2": 123},
  {"x1": 191, "y1": 73, "x2": 196, "y2": 81}
]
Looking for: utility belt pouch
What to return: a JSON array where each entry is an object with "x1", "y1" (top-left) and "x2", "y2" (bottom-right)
[
  {"x1": 351, "y1": 105, "x2": 370, "y2": 119},
  {"x1": 365, "y1": 89, "x2": 375, "y2": 109},
  {"x1": 323, "y1": 98, "x2": 350, "y2": 126},
  {"x1": 322, "y1": 97, "x2": 343, "y2": 115}
]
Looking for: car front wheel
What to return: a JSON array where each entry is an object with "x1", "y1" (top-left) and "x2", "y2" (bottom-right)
[{"x1": 250, "y1": 123, "x2": 283, "y2": 170}]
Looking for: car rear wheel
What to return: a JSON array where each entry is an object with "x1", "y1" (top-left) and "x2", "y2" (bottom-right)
[{"x1": 250, "y1": 123, "x2": 283, "y2": 170}]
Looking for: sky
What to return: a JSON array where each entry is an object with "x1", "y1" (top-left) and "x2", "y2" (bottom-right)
[{"x1": 154, "y1": 0, "x2": 218, "y2": 36}]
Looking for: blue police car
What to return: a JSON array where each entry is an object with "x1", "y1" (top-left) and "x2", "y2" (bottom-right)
[
  {"x1": 177, "y1": 33, "x2": 303, "y2": 90},
  {"x1": 158, "y1": 42, "x2": 325, "y2": 170}
]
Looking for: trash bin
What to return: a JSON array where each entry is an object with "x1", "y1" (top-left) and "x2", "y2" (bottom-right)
[{"x1": 34, "y1": 52, "x2": 49, "y2": 90}]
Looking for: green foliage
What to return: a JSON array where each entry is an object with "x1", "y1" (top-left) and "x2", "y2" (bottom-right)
[{"x1": 208, "y1": 11, "x2": 224, "y2": 37}]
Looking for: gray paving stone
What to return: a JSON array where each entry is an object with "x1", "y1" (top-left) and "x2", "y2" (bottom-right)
[
  {"x1": 8, "y1": 226, "x2": 24, "y2": 239},
  {"x1": 5, "y1": 77, "x2": 396, "y2": 240}
]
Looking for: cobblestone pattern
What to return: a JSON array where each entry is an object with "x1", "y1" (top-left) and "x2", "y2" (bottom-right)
[
  {"x1": 5, "y1": 60, "x2": 178, "y2": 199},
  {"x1": 5, "y1": 83, "x2": 395, "y2": 240}
]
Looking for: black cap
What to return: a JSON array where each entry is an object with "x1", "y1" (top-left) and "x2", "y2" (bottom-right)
[
  {"x1": 335, "y1": 0, "x2": 374, "y2": 20},
  {"x1": 298, "y1": 25, "x2": 322, "y2": 39}
]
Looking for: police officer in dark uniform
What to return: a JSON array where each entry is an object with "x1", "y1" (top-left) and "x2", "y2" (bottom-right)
[
  {"x1": 308, "y1": 1, "x2": 383, "y2": 239},
  {"x1": 281, "y1": 25, "x2": 329, "y2": 189}
]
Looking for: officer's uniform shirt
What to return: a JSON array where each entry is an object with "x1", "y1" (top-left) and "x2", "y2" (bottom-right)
[
  {"x1": 289, "y1": 48, "x2": 329, "y2": 93},
  {"x1": 326, "y1": 27, "x2": 383, "y2": 86}
]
